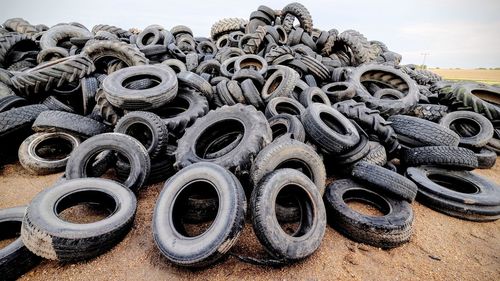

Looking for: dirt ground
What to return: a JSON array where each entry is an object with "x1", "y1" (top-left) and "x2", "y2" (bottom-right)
[{"x1": 0, "y1": 161, "x2": 498, "y2": 281}]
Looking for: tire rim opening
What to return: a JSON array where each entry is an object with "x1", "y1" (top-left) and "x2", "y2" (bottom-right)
[
  {"x1": 271, "y1": 123, "x2": 288, "y2": 139},
  {"x1": 311, "y1": 95, "x2": 325, "y2": 103},
  {"x1": 172, "y1": 180, "x2": 219, "y2": 238},
  {"x1": 428, "y1": 173, "x2": 480, "y2": 194},
  {"x1": 471, "y1": 89, "x2": 500, "y2": 106},
  {"x1": 275, "y1": 184, "x2": 314, "y2": 237},
  {"x1": 195, "y1": 119, "x2": 244, "y2": 158},
  {"x1": 275, "y1": 101, "x2": 302, "y2": 116},
  {"x1": 56, "y1": 190, "x2": 117, "y2": 224},
  {"x1": 327, "y1": 84, "x2": 347, "y2": 92},
  {"x1": 124, "y1": 123, "x2": 154, "y2": 151},
  {"x1": 122, "y1": 74, "x2": 161, "y2": 90},
  {"x1": 268, "y1": 75, "x2": 284, "y2": 95},
  {"x1": 34, "y1": 136, "x2": 74, "y2": 161},
  {"x1": 343, "y1": 189, "x2": 390, "y2": 217},
  {"x1": 360, "y1": 70, "x2": 409, "y2": 95},
  {"x1": 450, "y1": 118, "x2": 480, "y2": 137},
  {"x1": 276, "y1": 159, "x2": 313, "y2": 180},
  {"x1": 152, "y1": 96, "x2": 190, "y2": 118},
  {"x1": 239, "y1": 57, "x2": 263, "y2": 71},
  {"x1": 141, "y1": 32, "x2": 156, "y2": 46},
  {"x1": 320, "y1": 112, "x2": 348, "y2": 134},
  {"x1": 0, "y1": 221, "x2": 21, "y2": 249}
]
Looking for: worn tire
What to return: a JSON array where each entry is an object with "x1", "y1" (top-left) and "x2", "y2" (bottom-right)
[
  {"x1": 265, "y1": 96, "x2": 306, "y2": 118},
  {"x1": 21, "y1": 178, "x2": 136, "y2": 261},
  {"x1": 475, "y1": 148, "x2": 496, "y2": 169},
  {"x1": 401, "y1": 146, "x2": 478, "y2": 170},
  {"x1": 268, "y1": 113, "x2": 306, "y2": 142},
  {"x1": 351, "y1": 161, "x2": 418, "y2": 202},
  {"x1": 32, "y1": 110, "x2": 108, "y2": 138},
  {"x1": 439, "y1": 110, "x2": 494, "y2": 148},
  {"x1": 324, "y1": 179, "x2": 413, "y2": 248},
  {"x1": 0, "y1": 104, "x2": 49, "y2": 139},
  {"x1": 251, "y1": 169, "x2": 326, "y2": 261}
]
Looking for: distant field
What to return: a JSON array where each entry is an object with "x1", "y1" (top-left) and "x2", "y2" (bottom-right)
[{"x1": 428, "y1": 68, "x2": 500, "y2": 85}]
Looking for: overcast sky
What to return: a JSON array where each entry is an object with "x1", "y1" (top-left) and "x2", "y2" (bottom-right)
[{"x1": 2, "y1": 0, "x2": 500, "y2": 68}]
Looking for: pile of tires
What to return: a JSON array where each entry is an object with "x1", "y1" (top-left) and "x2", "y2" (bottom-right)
[{"x1": 0, "y1": 2, "x2": 499, "y2": 278}]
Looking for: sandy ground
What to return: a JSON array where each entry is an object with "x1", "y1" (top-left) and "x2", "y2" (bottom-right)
[
  {"x1": 429, "y1": 69, "x2": 500, "y2": 84},
  {"x1": 1, "y1": 160, "x2": 499, "y2": 281}
]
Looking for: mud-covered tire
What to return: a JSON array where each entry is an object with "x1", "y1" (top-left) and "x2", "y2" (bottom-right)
[
  {"x1": 0, "y1": 104, "x2": 49, "y2": 139},
  {"x1": 18, "y1": 132, "x2": 80, "y2": 175},
  {"x1": 268, "y1": 113, "x2": 306, "y2": 142},
  {"x1": 439, "y1": 111, "x2": 494, "y2": 148},
  {"x1": 21, "y1": 178, "x2": 136, "y2": 261},
  {"x1": 388, "y1": 115, "x2": 460, "y2": 147},
  {"x1": 401, "y1": 146, "x2": 478, "y2": 170},
  {"x1": 250, "y1": 137, "x2": 326, "y2": 194},
  {"x1": 32, "y1": 110, "x2": 108, "y2": 138},
  {"x1": 11, "y1": 55, "x2": 95, "y2": 96},
  {"x1": 153, "y1": 162, "x2": 246, "y2": 267},
  {"x1": 0, "y1": 206, "x2": 40, "y2": 281},
  {"x1": 351, "y1": 161, "x2": 418, "y2": 202},
  {"x1": 175, "y1": 104, "x2": 272, "y2": 176},
  {"x1": 406, "y1": 166, "x2": 500, "y2": 221},
  {"x1": 102, "y1": 65, "x2": 178, "y2": 110},
  {"x1": 324, "y1": 179, "x2": 413, "y2": 248},
  {"x1": 251, "y1": 169, "x2": 326, "y2": 261},
  {"x1": 410, "y1": 104, "x2": 448, "y2": 122},
  {"x1": 65, "y1": 133, "x2": 150, "y2": 192},
  {"x1": 114, "y1": 111, "x2": 168, "y2": 160},
  {"x1": 301, "y1": 103, "x2": 360, "y2": 154}
]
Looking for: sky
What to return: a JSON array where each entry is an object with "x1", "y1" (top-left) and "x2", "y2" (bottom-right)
[{"x1": 1, "y1": 0, "x2": 500, "y2": 68}]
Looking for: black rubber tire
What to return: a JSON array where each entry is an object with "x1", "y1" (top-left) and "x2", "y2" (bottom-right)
[
  {"x1": 301, "y1": 103, "x2": 360, "y2": 154},
  {"x1": 280, "y1": 2, "x2": 314, "y2": 34},
  {"x1": 335, "y1": 30, "x2": 377, "y2": 66},
  {"x1": 0, "y1": 33, "x2": 38, "y2": 68},
  {"x1": 261, "y1": 66, "x2": 299, "y2": 101},
  {"x1": 21, "y1": 178, "x2": 136, "y2": 261},
  {"x1": 438, "y1": 83, "x2": 500, "y2": 121},
  {"x1": 210, "y1": 18, "x2": 247, "y2": 40},
  {"x1": 268, "y1": 113, "x2": 306, "y2": 142},
  {"x1": 388, "y1": 115, "x2": 460, "y2": 147},
  {"x1": 0, "y1": 206, "x2": 40, "y2": 281},
  {"x1": 265, "y1": 97, "x2": 306, "y2": 118},
  {"x1": 18, "y1": 132, "x2": 80, "y2": 175},
  {"x1": 65, "y1": 133, "x2": 150, "y2": 192},
  {"x1": 153, "y1": 162, "x2": 246, "y2": 267},
  {"x1": 82, "y1": 40, "x2": 147, "y2": 69},
  {"x1": 250, "y1": 137, "x2": 326, "y2": 194},
  {"x1": 401, "y1": 146, "x2": 478, "y2": 170},
  {"x1": 39, "y1": 25, "x2": 92, "y2": 50},
  {"x1": 81, "y1": 76, "x2": 99, "y2": 115},
  {"x1": 177, "y1": 71, "x2": 214, "y2": 100},
  {"x1": 42, "y1": 96, "x2": 76, "y2": 113},
  {"x1": 406, "y1": 166, "x2": 500, "y2": 221},
  {"x1": 0, "y1": 104, "x2": 49, "y2": 139},
  {"x1": 216, "y1": 79, "x2": 236, "y2": 105},
  {"x1": 94, "y1": 88, "x2": 122, "y2": 126},
  {"x1": 152, "y1": 90, "x2": 209, "y2": 135},
  {"x1": 298, "y1": 86, "x2": 331, "y2": 108},
  {"x1": 240, "y1": 79, "x2": 265, "y2": 109},
  {"x1": 347, "y1": 64, "x2": 419, "y2": 116},
  {"x1": 361, "y1": 141, "x2": 387, "y2": 166},
  {"x1": 351, "y1": 161, "x2": 418, "y2": 202},
  {"x1": 32, "y1": 110, "x2": 108, "y2": 138},
  {"x1": 251, "y1": 169, "x2": 326, "y2": 261},
  {"x1": 11, "y1": 55, "x2": 95, "y2": 96},
  {"x1": 115, "y1": 155, "x2": 175, "y2": 184},
  {"x1": 333, "y1": 100, "x2": 400, "y2": 155},
  {"x1": 475, "y1": 148, "x2": 496, "y2": 169},
  {"x1": 227, "y1": 80, "x2": 245, "y2": 104},
  {"x1": 324, "y1": 179, "x2": 414, "y2": 248},
  {"x1": 0, "y1": 95, "x2": 27, "y2": 113},
  {"x1": 114, "y1": 111, "x2": 168, "y2": 160},
  {"x1": 175, "y1": 104, "x2": 272, "y2": 176},
  {"x1": 103, "y1": 65, "x2": 178, "y2": 110},
  {"x1": 91, "y1": 24, "x2": 132, "y2": 38},
  {"x1": 439, "y1": 111, "x2": 494, "y2": 148}
]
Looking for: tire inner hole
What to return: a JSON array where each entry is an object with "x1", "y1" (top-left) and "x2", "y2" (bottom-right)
[
  {"x1": 271, "y1": 123, "x2": 288, "y2": 139},
  {"x1": 142, "y1": 32, "x2": 156, "y2": 45},
  {"x1": 172, "y1": 180, "x2": 219, "y2": 237},
  {"x1": 196, "y1": 119, "x2": 244, "y2": 158},
  {"x1": 276, "y1": 159, "x2": 313, "y2": 180},
  {"x1": 122, "y1": 74, "x2": 161, "y2": 90},
  {"x1": 320, "y1": 112, "x2": 348, "y2": 134},
  {"x1": 35, "y1": 136, "x2": 74, "y2": 160},
  {"x1": 450, "y1": 118, "x2": 480, "y2": 137},
  {"x1": 275, "y1": 101, "x2": 301, "y2": 116},
  {"x1": 428, "y1": 173, "x2": 479, "y2": 194},
  {"x1": 124, "y1": 123, "x2": 154, "y2": 151},
  {"x1": 0, "y1": 221, "x2": 21, "y2": 249},
  {"x1": 343, "y1": 189, "x2": 389, "y2": 217},
  {"x1": 327, "y1": 84, "x2": 347, "y2": 93},
  {"x1": 152, "y1": 96, "x2": 189, "y2": 118},
  {"x1": 239, "y1": 58, "x2": 262, "y2": 71},
  {"x1": 56, "y1": 190, "x2": 116, "y2": 224},
  {"x1": 275, "y1": 184, "x2": 314, "y2": 237},
  {"x1": 269, "y1": 75, "x2": 283, "y2": 95},
  {"x1": 311, "y1": 94, "x2": 325, "y2": 103},
  {"x1": 471, "y1": 89, "x2": 500, "y2": 106}
]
